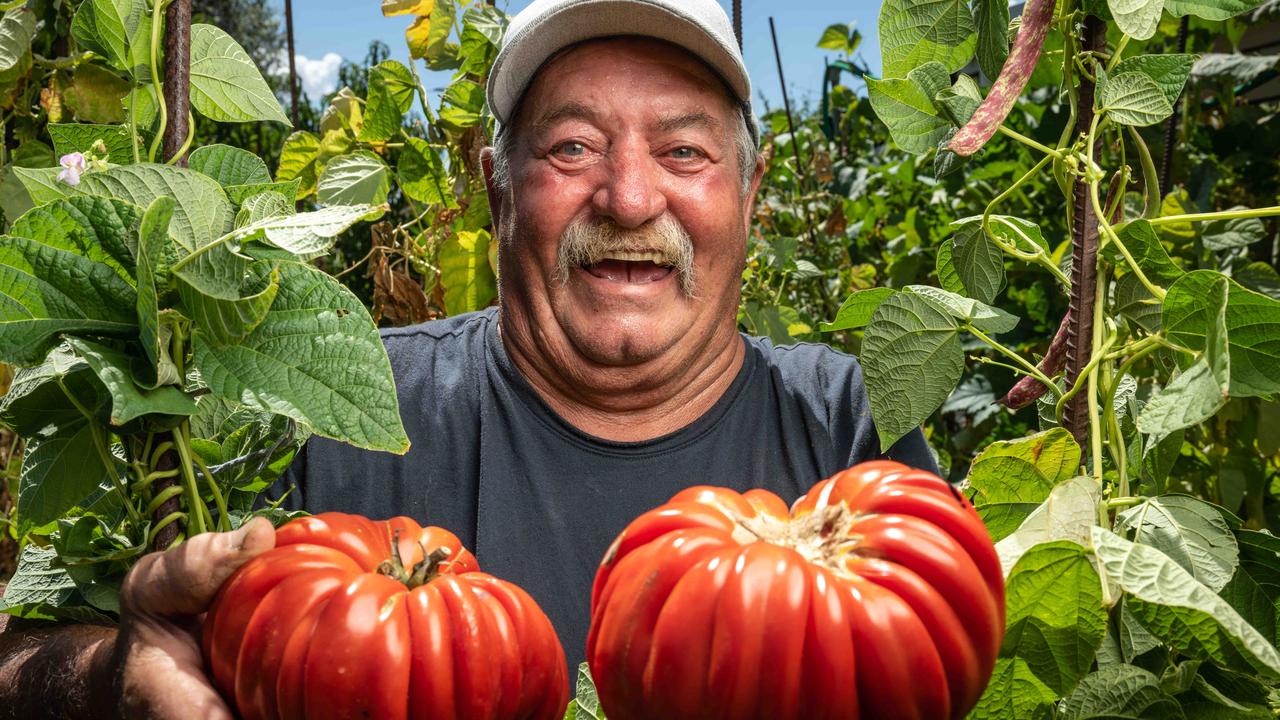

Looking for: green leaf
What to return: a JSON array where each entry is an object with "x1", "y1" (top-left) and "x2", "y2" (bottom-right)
[
  {"x1": 903, "y1": 285, "x2": 1019, "y2": 333},
  {"x1": 1098, "y1": 71, "x2": 1175, "y2": 126},
  {"x1": 1218, "y1": 563, "x2": 1276, "y2": 651},
  {"x1": 235, "y1": 191, "x2": 293, "y2": 227},
  {"x1": 359, "y1": 60, "x2": 415, "y2": 143},
  {"x1": 1165, "y1": 0, "x2": 1266, "y2": 19},
  {"x1": 1059, "y1": 664, "x2": 1184, "y2": 719},
  {"x1": 1091, "y1": 527, "x2": 1280, "y2": 678},
  {"x1": 995, "y1": 476, "x2": 1100, "y2": 576},
  {"x1": 1107, "y1": 219, "x2": 1184, "y2": 284},
  {"x1": 0, "y1": 8, "x2": 36, "y2": 73},
  {"x1": 948, "y1": 221, "x2": 1005, "y2": 304},
  {"x1": 397, "y1": 137, "x2": 455, "y2": 207},
  {"x1": 1002, "y1": 541, "x2": 1107, "y2": 696},
  {"x1": 47, "y1": 123, "x2": 137, "y2": 164},
  {"x1": 317, "y1": 151, "x2": 390, "y2": 207},
  {"x1": 1139, "y1": 275, "x2": 1230, "y2": 438},
  {"x1": 237, "y1": 204, "x2": 381, "y2": 258},
  {"x1": 0, "y1": 232, "x2": 139, "y2": 365},
  {"x1": 188, "y1": 24, "x2": 291, "y2": 125},
  {"x1": 9, "y1": 195, "x2": 140, "y2": 287},
  {"x1": 968, "y1": 429, "x2": 1082, "y2": 541},
  {"x1": 821, "y1": 288, "x2": 896, "y2": 332},
  {"x1": 275, "y1": 131, "x2": 320, "y2": 199},
  {"x1": 563, "y1": 663, "x2": 604, "y2": 720},
  {"x1": 66, "y1": 337, "x2": 196, "y2": 424},
  {"x1": 1192, "y1": 53, "x2": 1279, "y2": 84},
  {"x1": 192, "y1": 261, "x2": 409, "y2": 453},
  {"x1": 70, "y1": 0, "x2": 141, "y2": 72},
  {"x1": 0, "y1": 345, "x2": 95, "y2": 435},
  {"x1": 936, "y1": 239, "x2": 966, "y2": 295},
  {"x1": 440, "y1": 229, "x2": 496, "y2": 315},
  {"x1": 1112, "y1": 54, "x2": 1195, "y2": 107},
  {"x1": 866, "y1": 63, "x2": 953, "y2": 155},
  {"x1": 968, "y1": 657, "x2": 1057, "y2": 720},
  {"x1": 133, "y1": 196, "x2": 170, "y2": 375},
  {"x1": 0, "y1": 546, "x2": 75, "y2": 609},
  {"x1": 225, "y1": 179, "x2": 301, "y2": 208},
  {"x1": 1202, "y1": 210, "x2": 1267, "y2": 251},
  {"x1": 14, "y1": 166, "x2": 73, "y2": 206},
  {"x1": 1106, "y1": 0, "x2": 1165, "y2": 40},
  {"x1": 1163, "y1": 270, "x2": 1279, "y2": 398},
  {"x1": 177, "y1": 260, "x2": 279, "y2": 346},
  {"x1": 972, "y1": 0, "x2": 1010, "y2": 80},
  {"x1": 18, "y1": 418, "x2": 114, "y2": 527},
  {"x1": 1116, "y1": 495, "x2": 1240, "y2": 592},
  {"x1": 443, "y1": 79, "x2": 485, "y2": 114},
  {"x1": 187, "y1": 144, "x2": 272, "y2": 188},
  {"x1": 1116, "y1": 273, "x2": 1163, "y2": 333},
  {"x1": 79, "y1": 163, "x2": 234, "y2": 250},
  {"x1": 861, "y1": 291, "x2": 963, "y2": 451},
  {"x1": 878, "y1": 0, "x2": 977, "y2": 78}
]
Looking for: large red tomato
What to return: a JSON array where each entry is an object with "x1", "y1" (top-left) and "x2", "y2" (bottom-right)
[
  {"x1": 586, "y1": 460, "x2": 1005, "y2": 720},
  {"x1": 203, "y1": 512, "x2": 569, "y2": 720}
]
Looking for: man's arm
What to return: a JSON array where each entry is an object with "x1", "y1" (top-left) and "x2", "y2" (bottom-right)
[{"x1": 0, "y1": 518, "x2": 275, "y2": 720}]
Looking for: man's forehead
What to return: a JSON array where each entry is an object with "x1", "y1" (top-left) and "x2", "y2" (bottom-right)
[{"x1": 530, "y1": 101, "x2": 724, "y2": 135}]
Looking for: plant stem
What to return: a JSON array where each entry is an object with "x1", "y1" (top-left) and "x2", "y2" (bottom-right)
[
  {"x1": 58, "y1": 380, "x2": 143, "y2": 525},
  {"x1": 1146, "y1": 205, "x2": 1280, "y2": 225},
  {"x1": 1105, "y1": 35, "x2": 1130, "y2": 73},
  {"x1": 1091, "y1": 181, "x2": 1167, "y2": 300},
  {"x1": 171, "y1": 426, "x2": 208, "y2": 535},
  {"x1": 147, "y1": 0, "x2": 169, "y2": 163},
  {"x1": 1087, "y1": 256, "x2": 1106, "y2": 483},
  {"x1": 188, "y1": 426, "x2": 229, "y2": 532},
  {"x1": 968, "y1": 325, "x2": 1063, "y2": 397},
  {"x1": 997, "y1": 125, "x2": 1065, "y2": 159}
]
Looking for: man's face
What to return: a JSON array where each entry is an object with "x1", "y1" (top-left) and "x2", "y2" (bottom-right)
[{"x1": 492, "y1": 38, "x2": 762, "y2": 370}]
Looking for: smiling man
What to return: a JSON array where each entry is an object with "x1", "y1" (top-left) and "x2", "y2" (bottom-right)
[{"x1": 0, "y1": 0, "x2": 937, "y2": 716}]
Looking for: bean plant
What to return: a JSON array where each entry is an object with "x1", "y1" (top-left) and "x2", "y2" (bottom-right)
[{"x1": 858, "y1": 0, "x2": 1280, "y2": 714}]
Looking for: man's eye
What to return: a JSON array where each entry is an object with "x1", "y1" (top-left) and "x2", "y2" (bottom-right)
[
  {"x1": 670, "y1": 147, "x2": 701, "y2": 159},
  {"x1": 553, "y1": 142, "x2": 586, "y2": 157}
]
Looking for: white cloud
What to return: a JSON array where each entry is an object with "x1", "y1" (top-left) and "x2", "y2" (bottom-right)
[{"x1": 290, "y1": 52, "x2": 343, "y2": 99}]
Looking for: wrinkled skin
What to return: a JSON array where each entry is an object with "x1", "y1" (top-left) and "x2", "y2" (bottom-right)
[
  {"x1": 587, "y1": 460, "x2": 1005, "y2": 720},
  {"x1": 203, "y1": 513, "x2": 569, "y2": 720}
]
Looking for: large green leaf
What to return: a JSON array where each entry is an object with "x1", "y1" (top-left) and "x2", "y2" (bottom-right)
[
  {"x1": 66, "y1": 337, "x2": 196, "y2": 424},
  {"x1": 948, "y1": 221, "x2": 1005, "y2": 305},
  {"x1": 968, "y1": 657, "x2": 1057, "y2": 720},
  {"x1": 1117, "y1": 495, "x2": 1240, "y2": 593},
  {"x1": 862, "y1": 291, "x2": 963, "y2": 451},
  {"x1": 972, "y1": 0, "x2": 1010, "y2": 80},
  {"x1": 1112, "y1": 54, "x2": 1195, "y2": 107},
  {"x1": 0, "y1": 232, "x2": 138, "y2": 365},
  {"x1": 237, "y1": 204, "x2": 380, "y2": 258},
  {"x1": 274, "y1": 131, "x2": 320, "y2": 199},
  {"x1": 1092, "y1": 527, "x2": 1280, "y2": 678},
  {"x1": 1140, "y1": 274, "x2": 1230, "y2": 437},
  {"x1": 1106, "y1": 0, "x2": 1165, "y2": 40},
  {"x1": 1098, "y1": 71, "x2": 1174, "y2": 126},
  {"x1": 0, "y1": 8, "x2": 35, "y2": 73},
  {"x1": 821, "y1": 287, "x2": 896, "y2": 332},
  {"x1": 192, "y1": 261, "x2": 409, "y2": 453},
  {"x1": 0, "y1": 546, "x2": 76, "y2": 609},
  {"x1": 1002, "y1": 541, "x2": 1107, "y2": 696},
  {"x1": 878, "y1": 0, "x2": 976, "y2": 77},
  {"x1": 177, "y1": 260, "x2": 279, "y2": 345},
  {"x1": 18, "y1": 418, "x2": 114, "y2": 527},
  {"x1": 440, "y1": 229, "x2": 496, "y2": 315},
  {"x1": 135, "y1": 196, "x2": 174, "y2": 381},
  {"x1": 903, "y1": 285, "x2": 1019, "y2": 333},
  {"x1": 1164, "y1": 0, "x2": 1266, "y2": 19},
  {"x1": 79, "y1": 163, "x2": 234, "y2": 250},
  {"x1": 317, "y1": 151, "x2": 390, "y2": 207},
  {"x1": 1203, "y1": 210, "x2": 1267, "y2": 251},
  {"x1": 188, "y1": 144, "x2": 272, "y2": 188},
  {"x1": 188, "y1": 24, "x2": 290, "y2": 125},
  {"x1": 968, "y1": 429, "x2": 1082, "y2": 541},
  {"x1": 397, "y1": 137, "x2": 456, "y2": 206},
  {"x1": 562, "y1": 663, "x2": 604, "y2": 720},
  {"x1": 359, "y1": 60, "x2": 415, "y2": 143},
  {"x1": 866, "y1": 63, "x2": 952, "y2": 155},
  {"x1": 1163, "y1": 270, "x2": 1279, "y2": 397},
  {"x1": 0, "y1": 345, "x2": 94, "y2": 435},
  {"x1": 12, "y1": 167, "x2": 70, "y2": 206},
  {"x1": 1059, "y1": 664, "x2": 1184, "y2": 719},
  {"x1": 70, "y1": 0, "x2": 141, "y2": 73},
  {"x1": 9, "y1": 195, "x2": 140, "y2": 286},
  {"x1": 995, "y1": 476, "x2": 1100, "y2": 576},
  {"x1": 1107, "y1": 219, "x2": 1184, "y2": 285}
]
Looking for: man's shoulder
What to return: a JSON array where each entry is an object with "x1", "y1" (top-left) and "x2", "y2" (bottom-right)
[
  {"x1": 743, "y1": 334, "x2": 866, "y2": 392},
  {"x1": 379, "y1": 307, "x2": 497, "y2": 349},
  {"x1": 375, "y1": 308, "x2": 497, "y2": 400}
]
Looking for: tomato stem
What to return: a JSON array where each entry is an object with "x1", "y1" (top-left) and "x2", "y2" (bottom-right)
[{"x1": 379, "y1": 529, "x2": 453, "y2": 588}]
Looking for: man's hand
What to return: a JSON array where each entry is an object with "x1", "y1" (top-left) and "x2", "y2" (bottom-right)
[{"x1": 113, "y1": 517, "x2": 275, "y2": 719}]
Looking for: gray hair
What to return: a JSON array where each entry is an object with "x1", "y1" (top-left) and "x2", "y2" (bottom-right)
[{"x1": 489, "y1": 104, "x2": 759, "y2": 201}]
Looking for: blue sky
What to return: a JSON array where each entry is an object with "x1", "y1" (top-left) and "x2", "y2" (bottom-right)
[{"x1": 276, "y1": 0, "x2": 882, "y2": 114}]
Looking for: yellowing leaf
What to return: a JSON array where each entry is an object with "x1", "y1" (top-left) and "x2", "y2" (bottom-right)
[
  {"x1": 382, "y1": 0, "x2": 433, "y2": 16},
  {"x1": 406, "y1": 15, "x2": 434, "y2": 59}
]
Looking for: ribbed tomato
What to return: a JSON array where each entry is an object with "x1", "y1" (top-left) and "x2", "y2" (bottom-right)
[
  {"x1": 203, "y1": 512, "x2": 569, "y2": 720},
  {"x1": 586, "y1": 460, "x2": 1005, "y2": 720}
]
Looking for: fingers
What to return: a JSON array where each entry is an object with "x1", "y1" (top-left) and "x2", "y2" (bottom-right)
[
  {"x1": 117, "y1": 620, "x2": 236, "y2": 720},
  {"x1": 122, "y1": 517, "x2": 277, "y2": 618}
]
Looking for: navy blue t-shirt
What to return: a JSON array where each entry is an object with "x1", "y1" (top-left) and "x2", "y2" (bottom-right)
[{"x1": 271, "y1": 308, "x2": 938, "y2": 669}]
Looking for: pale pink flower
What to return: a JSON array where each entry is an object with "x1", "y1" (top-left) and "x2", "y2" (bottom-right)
[{"x1": 57, "y1": 152, "x2": 86, "y2": 186}]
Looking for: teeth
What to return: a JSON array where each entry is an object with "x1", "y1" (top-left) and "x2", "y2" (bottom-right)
[{"x1": 598, "y1": 251, "x2": 668, "y2": 264}]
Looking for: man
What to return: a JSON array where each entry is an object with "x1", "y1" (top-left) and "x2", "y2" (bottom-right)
[{"x1": 0, "y1": 0, "x2": 936, "y2": 716}]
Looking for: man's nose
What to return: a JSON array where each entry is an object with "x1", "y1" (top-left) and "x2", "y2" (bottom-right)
[{"x1": 591, "y1": 141, "x2": 667, "y2": 229}]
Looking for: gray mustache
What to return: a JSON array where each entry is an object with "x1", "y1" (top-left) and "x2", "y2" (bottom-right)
[{"x1": 555, "y1": 216, "x2": 697, "y2": 297}]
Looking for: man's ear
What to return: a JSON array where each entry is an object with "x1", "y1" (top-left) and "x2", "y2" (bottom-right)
[
  {"x1": 741, "y1": 155, "x2": 766, "y2": 235},
  {"x1": 480, "y1": 146, "x2": 503, "y2": 230}
]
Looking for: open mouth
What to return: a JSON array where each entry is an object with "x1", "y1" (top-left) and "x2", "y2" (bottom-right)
[{"x1": 581, "y1": 251, "x2": 676, "y2": 284}]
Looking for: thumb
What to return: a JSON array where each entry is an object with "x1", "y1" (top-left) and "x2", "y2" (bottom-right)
[{"x1": 122, "y1": 517, "x2": 277, "y2": 618}]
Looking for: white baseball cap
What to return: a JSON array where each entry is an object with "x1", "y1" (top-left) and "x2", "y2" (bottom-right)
[{"x1": 486, "y1": 0, "x2": 759, "y2": 143}]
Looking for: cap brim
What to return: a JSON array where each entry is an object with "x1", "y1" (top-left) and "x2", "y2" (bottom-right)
[{"x1": 487, "y1": 0, "x2": 751, "y2": 129}]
